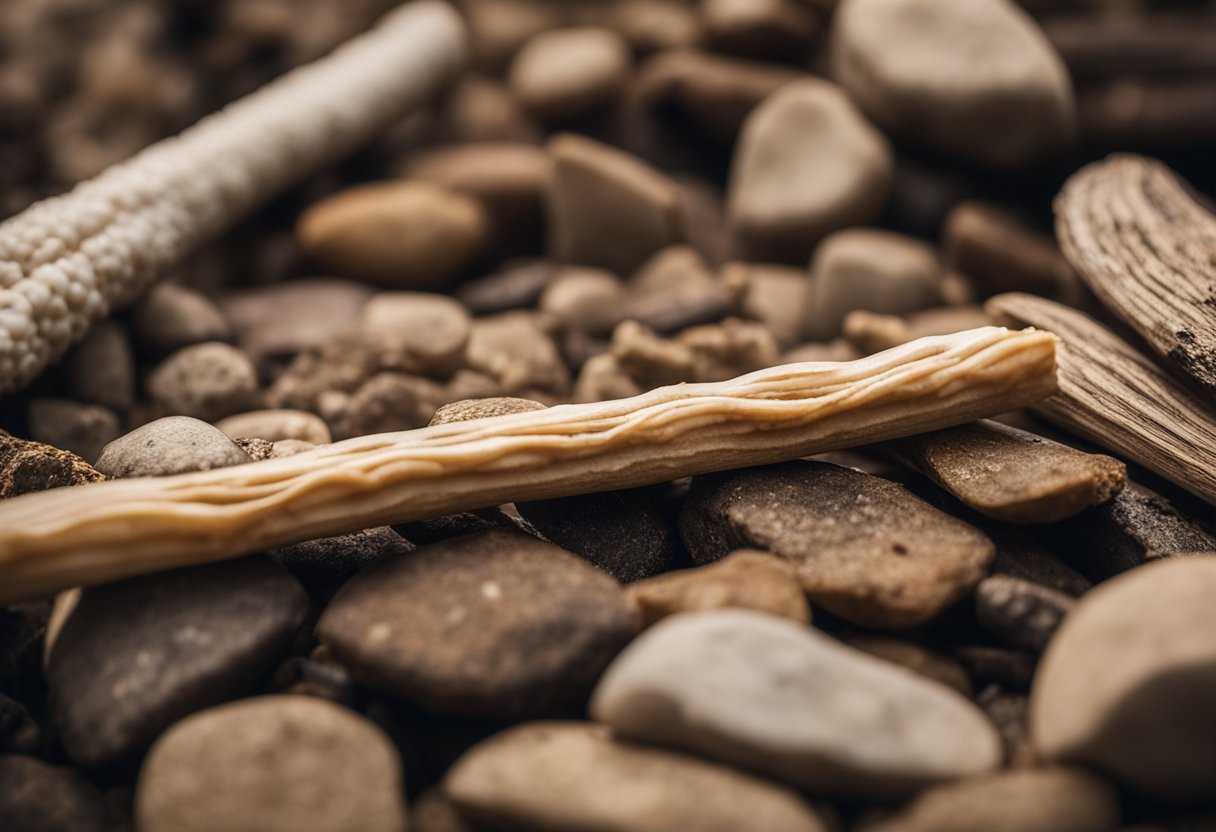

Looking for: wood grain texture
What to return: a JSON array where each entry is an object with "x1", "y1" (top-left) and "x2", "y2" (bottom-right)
[
  {"x1": 987, "y1": 292, "x2": 1216, "y2": 508},
  {"x1": 0, "y1": 327, "x2": 1056, "y2": 603},
  {"x1": 1055, "y1": 154, "x2": 1216, "y2": 398}
]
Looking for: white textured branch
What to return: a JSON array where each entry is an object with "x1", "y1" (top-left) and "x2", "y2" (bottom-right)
[
  {"x1": 0, "y1": 327, "x2": 1056, "y2": 602},
  {"x1": 0, "y1": 1, "x2": 466, "y2": 393}
]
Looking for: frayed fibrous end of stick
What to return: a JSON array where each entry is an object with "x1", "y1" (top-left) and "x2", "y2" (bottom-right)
[
  {"x1": 0, "y1": 1, "x2": 465, "y2": 394},
  {"x1": 0, "y1": 326, "x2": 1056, "y2": 603}
]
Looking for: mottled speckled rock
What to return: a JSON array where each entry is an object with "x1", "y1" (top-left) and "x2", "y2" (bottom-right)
[
  {"x1": 318, "y1": 530, "x2": 639, "y2": 719},
  {"x1": 592, "y1": 610, "x2": 1001, "y2": 798},
  {"x1": 0, "y1": 430, "x2": 104, "y2": 499},
  {"x1": 446, "y1": 722, "x2": 828, "y2": 832},
  {"x1": 146, "y1": 342, "x2": 259, "y2": 422},
  {"x1": 270, "y1": 526, "x2": 415, "y2": 601},
  {"x1": 136, "y1": 696, "x2": 407, "y2": 832},
  {"x1": 429, "y1": 397, "x2": 547, "y2": 426}
]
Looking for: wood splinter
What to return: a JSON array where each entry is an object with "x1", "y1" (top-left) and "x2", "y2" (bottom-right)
[{"x1": 0, "y1": 327, "x2": 1056, "y2": 604}]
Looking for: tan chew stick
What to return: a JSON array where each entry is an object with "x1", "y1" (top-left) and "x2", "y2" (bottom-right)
[
  {"x1": 1055, "y1": 155, "x2": 1216, "y2": 399},
  {"x1": 0, "y1": 1, "x2": 465, "y2": 394},
  {"x1": 988, "y1": 292, "x2": 1216, "y2": 507},
  {"x1": 0, "y1": 327, "x2": 1055, "y2": 603}
]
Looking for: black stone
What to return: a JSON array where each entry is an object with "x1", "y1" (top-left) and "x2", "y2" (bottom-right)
[{"x1": 0, "y1": 754, "x2": 123, "y2": 832}]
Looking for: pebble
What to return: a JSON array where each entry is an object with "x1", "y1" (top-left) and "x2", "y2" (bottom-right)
[
  {"x1": 457, "y1": 260, "x2": 559, "y2": 315},
  {"x1": 727, "y1": 79, "x2": 893, "y2": 262},
  {"x1": 135, "y1": 696, "x2": 407, "y2": 832},
  {"x1": 466, "y1": 311, "x2": 570, "y2": 395},
  {"x1": 317, "y1": 530, "x2": 639, "y2": 719},
  {"x1": 612, "y1": 320, "x2": 696, "y2": 387},
  {"x1": 1032, "y1": 557, "x2": 1216, "y2": 801},
  {"x1": 591, "y1": 610, "x2": 1002, "y2": 798},
  {"x1": 360, "y1": 292, "x2": 471, "y2": 377},
  {"x1": 330, "y1": 372, "x2": 447, "y2": 439},
  {"x1": 95, "y1": 416, "x2": 251, "y2": 478},
  {"x1": 509, "y1": 27, "x2": 631, "y2": 122},
  {"x1": 806, "y1": 229, "x2": 942, "y2": 340},
  {"x1": 400, "y1": 142, "x2": 549, "y2": 258},
  {"x1": 0, "y1": 692, "x2": 39, "y2": 754},
  {"x1": 25, "y1": 398, "x2": 120, "y2": 463},
  {"x1": 393, "y1": 507, "x2": 525, "y2": 546},
  {"x1": 860, "y1": 767, "x2": 1120, "y2": 832},
  {"x1": 47, "y1": 557, "x2": 308, "y2": 769},
  {"x1": 410, "y1": 789, "x2": 474, "y2": 832},
  {"x1": 539, "y1": 267, "x2": 627, "y2": 335},
  {"x1": 219, "y1": 278, "x2": 372, "y2": 364},
  {"x1": 955, "y1": 646, "x2": 1037, "y2": 692},
  {"x1": 133, "y1": 283, "x2": 232, "y2": 353},
  {"x1": 430, "y1": 396, "x2": 547, "y2": 426},
  {"x1": 623, "y1": 245, "x2": 734, "y2": 334},
  {"x1": 0, "y1": 430, "x2": 104, "y2": 498},
  {"x1": 943, "y1": 201, "x2": 1079, "y2": 300},
  {"x1": 784, "y1": 339, "x2": 862, "y2": 363},
  {"x1": 61, "y1": 321, "x2": 136, "y2": 412},
  {"x1": 975, "y1": 574, "x2": 1075, "y2": 654},
  {"x1": 978, "y1": 686, "x2": 1034, "y2": 767},
  {"x1": 270, "y1": 526, "x2": 414, "y2": 601},
  {"x1": 729, "y1": 262, "x2": 811, "y2": 347},
  {"x1": 270, "y1": 439, "x2": 317, "y2": 458},
  {"x1": 831, "y1": 0, "x2": 1075, "y2": 167},
  {"x1": 514, "y1": 490, "x2": 683, "y2": 582},
  {"x1": 437, "y1": 74, "x2": 541, "y2": 145},
  {"x1": 264, "y1": 335, "x2": 381, "y2": 414},
  {"x1": 703, "y1": 0, "x2": 818, "y2": 59},
  {"x1": 574, "y1": 353, "x2": 644, "y2": 402},
  {"x1": 215, "y1": 409, "x2": 332, "y2": 445},
  {"x1": 845, "y1": 635, "x2": 973, "y2": 698},
  {"x1": 444, "y1": 722, "x2": 829, "y2": 832},
  {"x1": 679, "y1": 317, "x2": 782, "y2": 382},
  {"x1": 1039, "y1": 481, "x2": 1216, "y2": 582},
  {"x1": 234, "y1": 437, "x2": 274, "y2": 461},
  {"x1": 680, "y1": 461, "x2": 995, "y2": 628},
  {"x1": 626, "y1": 550, "x2": 810, "y2": 627},
  {"x1": 547, "y1": 133, "x2": 684, "y2": 276},
  {"x1": 146, "y1": 342, "x2": 260, "y2": 422},
  {"x1": 843, "y1": 306, "x2": 996, "y2": 354},
  {"x1": 0, "y1": 603, "x2": 49, "y2": 696},
  {"x1": 0, "y1": 754, "x2": 121, "y2": 832},
  {"x1": 610, "y1": 0, "x2": 705, "y2": 54},
  {"x1": 298, "y1": 181, "x2": 488, "y2": 289}
]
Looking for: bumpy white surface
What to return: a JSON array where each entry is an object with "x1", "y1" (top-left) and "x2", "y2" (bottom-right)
[
  {"x1": 0, "y1": 327, "x2": 1056, "y2": 603},
  {"x1": 0, "y1": 0, "x2": 465, "y2": 393}
]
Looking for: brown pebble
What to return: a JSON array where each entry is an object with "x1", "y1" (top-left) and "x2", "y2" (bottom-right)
[
  {"x1": 215, "y1": 410, "x2": 332, "y2": 445},
  {"x1": 540, "y1": 267, "x2": 627, "y2": 335},
  {"x1": 975, "y1": 574, "x2": 1075, "y2": 654},
  {"x1": 0, "y1": 430, "x2": 104, "y2": 499},
  {"x1": 331, "y1": 372, "x2": 447, "y2": 439},
  {"x1": 574, "y1": 354, "x2": 644, "y2": 403},
  {"x1": 466, "y1": 311, "x2": 570, "y2": 394},
  {"x1": 61, "y1": 321, "x2": 136, "y2": 413},
  {"x1": 26, "y1": 399, "x2": 120, "y2": 464},
  {"x1": 626, "y1": 550, "x2": 810, "y2": 627},
  {"x1": 845, "y1": 634, "x2": 973, "y2": 697},
  {"x1": 133, "y1": 283, "x2": 232, "y2": 354},
  {"x1": 843, "y1": 306, "x2": 995, "y2": 353},
  {"x1": 883, "y1": 420, "x2": 1126, "y2": 523},
  {"x1": 680, "y1": 461, "x2": 995, "y2": 628},
  {"x1": 219, "y1": 279, "x2": 372, "y2": 365},
  {"x1": 509, "y1": 27, "x2": 632, "y2": 122},
  {"x1": 360, "y1": 292, "x2": 471, "y2": 377},
  {"x1": 145, "y1": 342, "x2": 260, "y2": 423},
  {"x1": 623, "y1": 246, "x2": 734, "y2": 334}
]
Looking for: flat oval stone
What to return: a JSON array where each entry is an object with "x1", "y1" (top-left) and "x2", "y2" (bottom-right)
[
  {"x1": 444, "y1": 722, "x2": 828, "y2": 832},
  {"x1": 591, "y1": 610, "x2": 1001, "y2": 799},
  {"x1": 1032, "y1": 557, "x2": 1216, "y2": 801},
  {"x1": 47, "y1": 557, "x2": 308, "y2": 769},
  {"x1": 298, "y1": 181, "x2": 488, "y2": 289},
  {"x1": 859, "y1": 767, "x2": 1120, "y2": 832},
  {"x1": 317, "y1": 530, "x2": 639, "y2": 719},
  {"x1": 727, "y1": 79, "x2": 892, "y2": 263},
  {"x1": 626, "y1": 550, "x2": 810, "y2": 627},
  {"x1": 831, "y1": 0, "x2": 1074, "y2": 167},
  {"x1": 509, "y1": 27, "x2": 631, "y2": 122},
  {"x1": 679, "y1": 461, "x2": 995, "y2": 628},
  {"x1": 95, "y1": 416, "x2": 251, "y2": 478},
  {"x1": 135, "y1": 696, "x2": 407, "y2": 832}
]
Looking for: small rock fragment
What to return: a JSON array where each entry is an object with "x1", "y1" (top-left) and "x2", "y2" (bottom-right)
[
  {"x1": 623, "y1": 245, "x2": 733, "y2": 334},
  {"x1": 975, "y1": 575, "x2": 1075, "y2": 654},
  {"x1": 728, "y1": 79, "x2": 893, "y2": 262},
  {"x1": 233, "y1": 437, "x2": 274, "y2": 461},
  {"x1": 330, "y1": 372, "x2": 447, "y2": 439},
  {"x1": 611, "y1": 320, "x2": 696, "y2": 387},
  {"x1": 509, "y1": 27, "x2": 632, "y2": 122},
  {"x1": 270, "y1": 527, "x2": 416, "y2": 601},
  {"x1": 318, "y1": 530, "x2": 639, "y2": 719},
  {"x1": 680, "y1": 461, "x2": 995, "y2": 628},
  {"x1": 94, "y1": 416, "x2": 251, "y2": 478},
  {"x1": 547, "y1": 133, "x2": 684, "y2": 275},
  {"x1": 943, "y1": 201, "x2": 1079, "y2": 300},
  {"x1": 806, "y1": 229, "x2": 942, "y2": 340},
  {"x1": 135, "y1": 696, "x2": 407, "y2": 832},
  {"x1": 445, "y1": 722, "x2": 829, "y2": 832},
  {"x1": 1033, "y1": 557, "x2": 1216, "y2": 801},
  {"x1": 882, "y1": 420, "x2": 1127, "y2": 523},
  {"x1": 215, "y1": 409, "x2": 332, "y2": 444},
  {"x1": 574, "y1": 353, "x2": 644, "y2": 402},
  {"x1": 626, "y1": 550, "x2": 810, "y2": 627},
  {"x1": 133, "y1": 283, "x2": 232, "y2": 354},
  {"x1": 146, "y1": 342, "x2": 259, "y2": 422},
  {"x1": 26, "y1": 399, "x2": 120, "y2": 464},
  {"x1": 360, "y1": 292, "x2": 472, "y2": 377},
  {"x1": 298, "y1": 181, "x2": 488, "y2": 289},
  {"x1": 831, "y1": 0, "x2": 1075, "y2": 167},
  {"x1": 219, "y1": 279, "x2": 372, "y2": 364},
  {"x1": 0, "y1": 431, "x2": 104, "y2": 499},
  {"x1": 859, "y1": 767, "x2": 1120, "y2": 832},
  {"x1": 457, "y1": 260, "x2": 559, "y2": 315},
  {"x1": 591, "y1": 610, "x2": 1001, "y2": 798},
  {"x1": 730, "y1": 262, "x2": 811, "y2": 347},
  {"x1": 48, "y1": 557, "x2": 308, "y2": 769},
  {"x1": 678, "y1": 317, "x2": 781, "y2": 382},
  {"x1": 466, "y1": 311, "x2": 570, "y2": 394},
  {"x1": 540, "y1": 267, "x2": 627, "y2": 335}
]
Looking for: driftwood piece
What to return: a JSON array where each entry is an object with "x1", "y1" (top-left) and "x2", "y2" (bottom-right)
[
  {"x1": 0, "y1": 1, "x2": 465, "y2": 394},
  {"x1": 0, "y1": 327, "x2": 1056, "y2": 603},
  {"x1": 1055, "y1": 155, "x2": 1216, "y2": 398},
  {"x1": 877, "y1": 419, "x2": 1126, "y2": 524},
  {"x1": 987, "y1": 292, "x2": 1216, "y2": 507}
]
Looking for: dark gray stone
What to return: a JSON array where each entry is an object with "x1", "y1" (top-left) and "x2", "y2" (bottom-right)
[
  {"x1": 0, "y1": 755, "x2": 122, "y2": 832},
  {"x1": 270, "y1": 526, "x2": 414, "y2": 601}
]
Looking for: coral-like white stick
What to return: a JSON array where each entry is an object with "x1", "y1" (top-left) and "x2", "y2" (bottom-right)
[
  {"x1": 0, "y1": 1, "x2": 465, "y2": 393},
  {"x1": 0, "y1": 327, "x2": 1056, "y2": 603}
]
